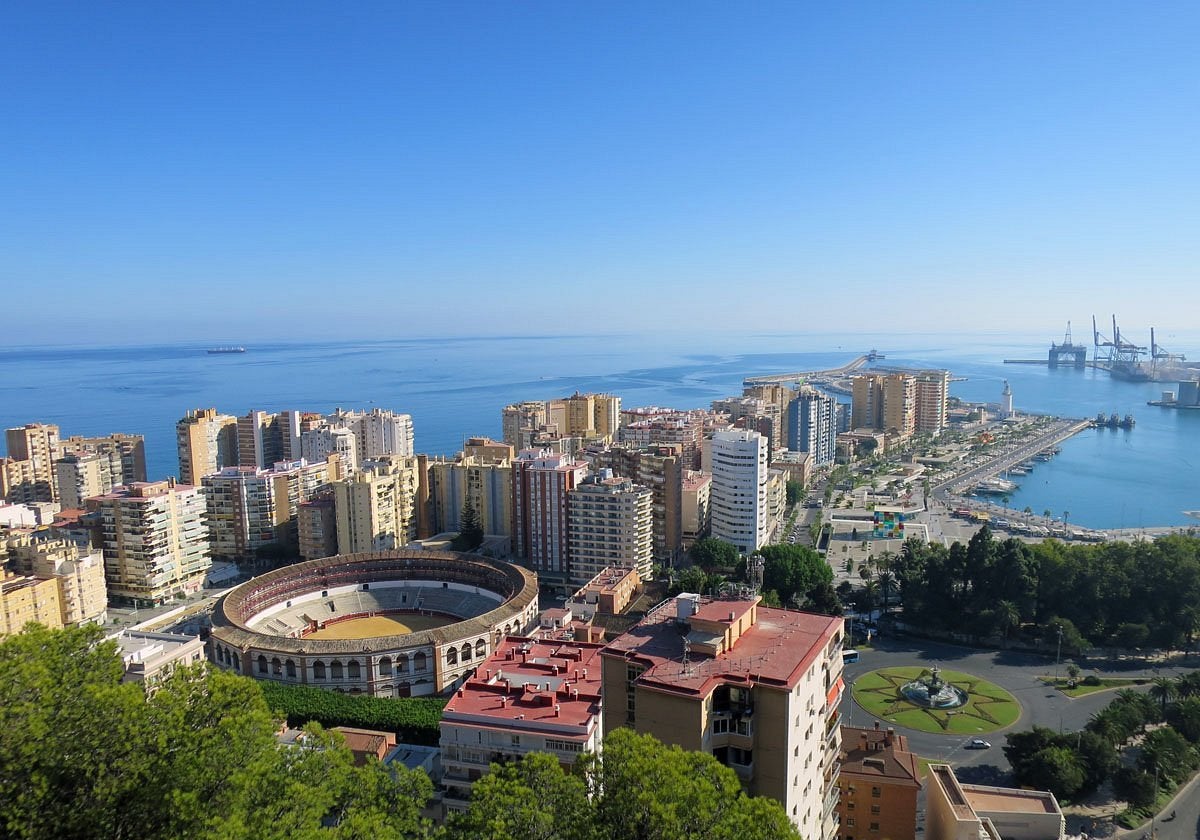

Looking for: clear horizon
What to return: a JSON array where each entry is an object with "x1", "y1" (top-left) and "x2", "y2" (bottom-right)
[{"x1": 3, "y1": 2, "x2": 1199, "y2": 343}]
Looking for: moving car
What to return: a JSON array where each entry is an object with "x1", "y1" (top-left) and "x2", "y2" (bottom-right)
[{"x1": 965, "y1": 738, "x2": 991, "y2": 750}]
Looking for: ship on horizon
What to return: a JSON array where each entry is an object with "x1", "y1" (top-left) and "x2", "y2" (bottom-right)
[{"x1": 206, "y1": 346, "x2": 246, "y2": 354}]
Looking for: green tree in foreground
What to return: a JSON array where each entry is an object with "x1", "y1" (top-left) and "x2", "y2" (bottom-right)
[
  {"x1": 444, "y1": 729, "x2": 800, "y2": 840},
  {"x1": 0, "y1": 624, "x2": 432, "y2": 840}
]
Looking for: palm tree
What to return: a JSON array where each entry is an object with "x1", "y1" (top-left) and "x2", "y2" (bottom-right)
[
  {"x1": 1149, "y1": 676, "x2": 1178, "y2": 718},
  {"x1": 995, "y1": 600, "x2": 1021, "y2": 640},
  {"x1": 877, "y1": 571, "x2": 896, "y2": 615},
  {"x1": 1175, "y1": 671, "x2": 1200, "y2": 699},
  {"x1": 1043, "y1": 509, "x2": 1053, "y2": 519},
  {"x1": 1087, "y1": 709, "x2": 1125, "y2": 750}
]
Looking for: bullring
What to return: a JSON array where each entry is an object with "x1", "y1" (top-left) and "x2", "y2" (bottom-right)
[{"x1": 208, "y1": 550, "x2": 539, "y2": 697}]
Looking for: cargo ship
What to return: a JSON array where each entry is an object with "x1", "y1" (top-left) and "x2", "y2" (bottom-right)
[{"x1": 207, "y1": 347, "x2": 246, "y2": 354}]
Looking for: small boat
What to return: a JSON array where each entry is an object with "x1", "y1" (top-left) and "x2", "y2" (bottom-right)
[{"x1": 207, "y1": 347, "x2": 246, "y2": 354}]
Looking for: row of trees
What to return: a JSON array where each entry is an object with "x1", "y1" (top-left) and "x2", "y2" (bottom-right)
[
  {"x1": 891, "y1": 529, "x2": 1200, "y2": 649},
  {"x1": 681, "y1": 539, "x2": 841, "y2": 615},
  {"x1": 1, "y1": 624, "x2": 798, "y2": 840},
  {"x1": 1003, "y1": 673, "x2": 1200, "y2": 802}
]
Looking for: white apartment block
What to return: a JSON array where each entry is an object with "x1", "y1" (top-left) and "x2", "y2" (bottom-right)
[{"x1": 709, "y1": 429, "x2": 769, "y2": 555}]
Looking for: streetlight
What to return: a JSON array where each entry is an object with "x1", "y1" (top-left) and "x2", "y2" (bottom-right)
[{"x1": 1054, "y1": 624, "x2": 1064, "y2": 685}]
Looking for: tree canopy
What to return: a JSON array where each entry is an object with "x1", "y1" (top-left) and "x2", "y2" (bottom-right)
[
  {"x1": 444, "y1": 728, "x2": 800, "y2": 840},
  {"x1": 4, "y1": 626, "x2": 803, "y2": 840},
  {"x1": 0, "y1": 624, "x2": 431, "y2": 840},
  {"x1": 893, "y1": 531, "x2": 1200, "y2": 648},
  {"x1": 753, "y1": 544, "x2": 833, "y2": 609},
  {"x1": 689, "y1": 537, "x2": 740, "y2": 571}
]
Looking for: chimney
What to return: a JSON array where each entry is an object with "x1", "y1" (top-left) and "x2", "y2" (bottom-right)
[
  {"x1": 457, "y1": 688, "x2": 464, "y2": 698},
  {"x1": 874, "y1": 720, "x2": 880, "y2": 731},
  {"x1": 554, "y1": 704, "x2": 561, "y2": 717},
  {"x1": 729, "y1": 611, "x2": 735, "y2": 621},
  {"x1": 582, "y1": 669, "x2": 588, "y2": 679}
]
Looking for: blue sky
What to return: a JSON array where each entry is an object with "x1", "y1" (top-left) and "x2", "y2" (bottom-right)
[{"x1": 3, "y1": 2, "x2": 1198, "y2": 344}]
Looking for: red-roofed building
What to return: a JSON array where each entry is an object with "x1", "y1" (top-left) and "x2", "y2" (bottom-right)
[
  {"x1": 601, "y1": 594, "x2": 846, "y2": 840},
  {"x1": 438, "y1": 636, "x2": 605, "y2": 815}
]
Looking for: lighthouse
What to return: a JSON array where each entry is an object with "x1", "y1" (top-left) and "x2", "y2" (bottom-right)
[{"x1": 1001, "y1": 380, "x2": 1014, "y2": 418}]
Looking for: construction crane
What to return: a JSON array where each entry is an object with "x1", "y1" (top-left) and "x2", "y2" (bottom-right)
[{"x1": 1092, "y1": 315, "x2": 1115, "y2": 364}]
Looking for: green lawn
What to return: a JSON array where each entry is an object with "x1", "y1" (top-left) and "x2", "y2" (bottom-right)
[
  {"x1": 1038, "y1": 675, "x2": 1142, "y2": 697},
  {"x1": 851, "y1": 667, "x2": 1021, "y2": 735}
]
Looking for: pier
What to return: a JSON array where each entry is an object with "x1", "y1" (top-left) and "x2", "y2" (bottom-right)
[
  {"x1": 932, "y1": 418, "x2": 1093, "y2": 498},
  {"x1": 743, "y1": 352, "x2": 876, "y2": 387}
]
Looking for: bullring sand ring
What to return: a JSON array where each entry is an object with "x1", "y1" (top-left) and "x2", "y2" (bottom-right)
[{"x1": 304, "y1": 612, "x2": 455, "y2": 640}]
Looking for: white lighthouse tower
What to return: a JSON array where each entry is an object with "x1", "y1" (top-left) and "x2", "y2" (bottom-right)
[{"x1": 1001, "y1": 380, "x2": 1014, "y2": 418}]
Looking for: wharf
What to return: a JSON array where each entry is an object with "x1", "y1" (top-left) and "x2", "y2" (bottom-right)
[
  {"x1": 932, "y1": 418, "x2": 1092, "y2": 497},
  {"x1": 1002, "y1": 359, "x2": 1048, "y2": 365}
]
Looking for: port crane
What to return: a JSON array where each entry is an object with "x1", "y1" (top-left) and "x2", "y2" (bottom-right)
[{"x1": 1151, "y1": 327, "x2": 1186, "y2": 373}]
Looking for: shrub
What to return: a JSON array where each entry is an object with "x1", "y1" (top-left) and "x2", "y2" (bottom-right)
[
  {"x1": 259, "y1": 682, "x2": 446, "y2": 745},
  {"x1": 1082, "y1": 675, "x2": 1102, "y2": 686}
]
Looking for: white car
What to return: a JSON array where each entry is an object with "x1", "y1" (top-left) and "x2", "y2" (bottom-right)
[{"x1": 965, "y1": 738, "x2": 991, "y2": 750}]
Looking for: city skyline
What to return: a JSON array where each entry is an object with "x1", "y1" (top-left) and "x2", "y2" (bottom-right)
[{"x1": 4, "y1": 2, "x2": 1199, "y2": 343}]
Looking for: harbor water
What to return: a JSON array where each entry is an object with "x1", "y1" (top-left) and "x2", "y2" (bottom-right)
[{"x1": 1, "y1": 331, "x2": 1197, "y2": 530}]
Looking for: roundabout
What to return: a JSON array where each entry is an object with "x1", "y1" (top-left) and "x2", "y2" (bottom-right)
[{"x1": 851, "y1": 666, "x2": 1021, "y2": 734}]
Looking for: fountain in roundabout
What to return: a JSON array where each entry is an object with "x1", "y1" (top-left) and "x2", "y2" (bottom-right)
[{"x1": 900, "y1": 665, "x2": 968, "y2": 709}]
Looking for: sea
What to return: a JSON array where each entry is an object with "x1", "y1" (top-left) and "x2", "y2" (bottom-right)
[{"x1": 2, "y1": 330, "x2": 1198, "y2": 530}]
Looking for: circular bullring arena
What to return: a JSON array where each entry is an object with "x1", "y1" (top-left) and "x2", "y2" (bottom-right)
[{"x1": 208, "y1": 550, "x2": 539, "y2": 698}]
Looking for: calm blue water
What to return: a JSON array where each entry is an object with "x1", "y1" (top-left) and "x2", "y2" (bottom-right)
[{"x1": 2, "y1": 331, "x2": 1198, "y2": 529}]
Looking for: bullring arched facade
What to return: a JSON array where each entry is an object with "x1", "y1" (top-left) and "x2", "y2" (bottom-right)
[{"x1": 208, "y1": 550, "x2": 539, "y2": 697}]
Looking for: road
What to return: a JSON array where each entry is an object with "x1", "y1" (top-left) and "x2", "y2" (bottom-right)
[{"x1": 838, "y1": 636, "x2": 1195, "y2": 838}]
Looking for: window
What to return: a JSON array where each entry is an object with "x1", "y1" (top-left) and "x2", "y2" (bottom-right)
[
  {"x1": 713, "y1": 717, "x2": 730, "y2": 734},
  {"x1": 446, "y1": 648, "x2": 458, "y2": 665},
  {"x1": 313, "y1": 661, "x2": 326, "y2": 680},
  {"x1": 871, "y1": 786, "x2": 882, "y2": 798},
  {"x1": 870, "y1": 805, "x2": 880, "y2": 815},
  {"x1": 511, "y1": 735, "x2": 520, "y2": 746},
  {"x1": 347, "y1": 660, "x2": 361, "y2": 680},
  {"x1": 331, "y1": 660, "x2": 344, "y2": 680},
  {"x1": 257, "y1": 655, "x2": 268, "y2": 674},
  {"x1": 846, "y1": 818, "x2": 856, "y2": 827},
  {"x1": 869, "y1": 823, "x2": 879, "y2": 832}
]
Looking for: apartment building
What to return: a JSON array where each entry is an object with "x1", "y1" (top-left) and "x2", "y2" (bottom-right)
[
  {"x1": 58, "y1": 433, "x2": 146, "y2": 487},
  {"x1": 296, "y1": 493, "x2": 338, "y2": 561},
  {"x1": 427, "y1": 449, "x2": 513, "y2": 538},
  {"x1": 913, "y1": 370, "x2": 951, "y2": 435},
  {"x1": 176, "y1": 407, "x2": 239, "y2": 485},
  {"x1": 788, "y1": 387, "x2": 839, "y2": 467},
  {"x1": 501, "y1": 401, "x2": 548, "y2": 450},
  {"x1": 4, "y1": 531, "x2": 108, "y2": 627},
  {"x1": 88, "y1": 480, "x2": 211, "y2": 606},
  {"x1": 681, "y1": 470, "x2": 711, "y2": 549},
  {"x1": 586, "y1": 443, "x2": 684, "y2": 565},
  {"x1": 601, "y1": 595, "x2": 846, "y2": 840},
  {"x1": 238, "y1": 410, "x2": 302, "y2": 469},
  {"x1": 511, "y1": 449, "x2": 590, "y2": 582},
  {"x1": 882, "y1": 375, "x2": 917, "y2": 439},
  {"x1": 2, "y1": 423, "x2": 61, "y2": 503},
  {"x1": 327, "y1": 407, "x2": 415, "y2": 461},
  {"x1": 54, "y1": 451, "x2": 117, "y2": 509},
  {"x1": 203, "y1": 459, "x2": 333, "y2": 561},
  {"x1": 566, "y1": 473, "x2": 652, "y2": 586},
  {"x1": 0, "y1": 571, "x2": 62, "y2": 636},
  {"x1": 565, "y1": 566, "x2": 642, "y2": 621},
  {"x1": 837, "y1": 725, "x2": 921, "y2": 840},
  {"x1": 850, "y1": 375, "x2": 885, "y2": 432},
  {"x1": 439, "y1": 636, "x2": 605, "y2": 815},
  {"x1": 333, "y1": 456, "x2": 421, "y2": 553},
  {"x1": 618, "y1": 410, "x2": 708, "y2": 470},
  {"x1": 301, "y1": 426, "x2": 359, "y2": 476},
  {"x1": 709, "y1": 429, "x2": 769, "y2": 555},
  {"x1": 926, "y1": 764, "x2": 1064, "y2": 840}
]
